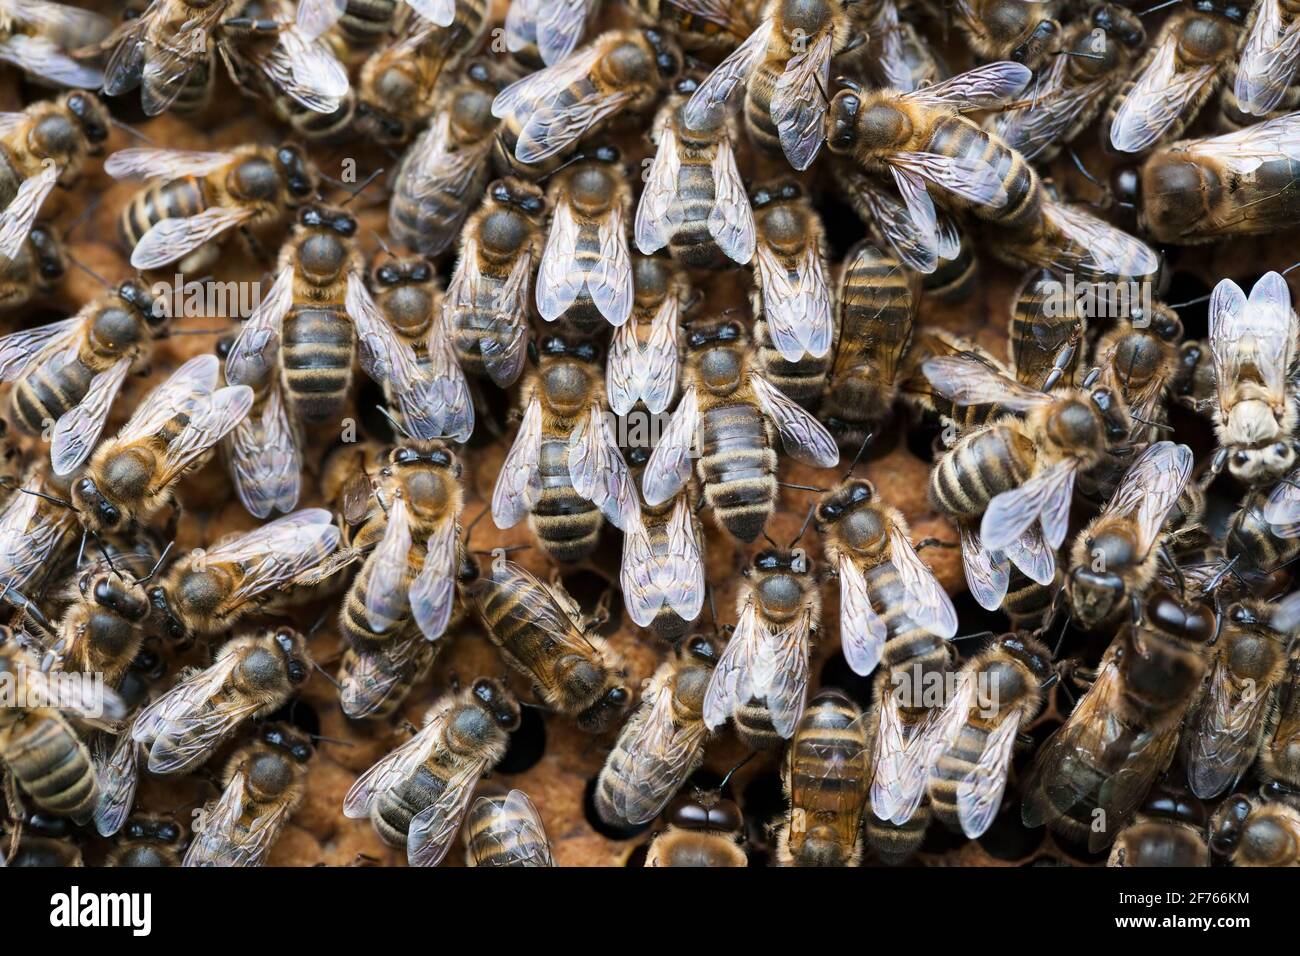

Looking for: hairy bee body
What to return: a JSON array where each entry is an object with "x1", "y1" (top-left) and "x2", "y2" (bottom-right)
[
  {"x1": 644, "y1": 790, "x2": 747, "y2": 866},
  {"x1": 864, "y1": 802, "x2": 930, "y2": 865},
  {"x1": 0, "y1": 226, "x2": 66, "y2": 312},
  {"x1": 929, "y1": 423, "x2": 1035, "y2": 518},
  {"x1": 1226, "y1": 488, "x2": 1300, "y2": 576},
  {"x1": 700, "y1": 399, "x2": 776, "y2": 543},
  {"x1": 953, "y1": 0, "x2": 1059, "y2": 68},
  {"x1": 106, "y1": 814, "x2": 186, "y2": 867},
  {"x1": 1109, "y1": 785, "x2": 1210, "y2": 867},
  {"x1": 463, "y1": 791, "x2": 553, "y2": 866},
  {"x1": 1210, "y1": 794, "x2": 1300, "y2": 866},
  {"x1": 0, "y1": 712, "x2": 97, "y2": 815},
  {"x1": 931, "y1": 117, "x2": 1042, "y2": 229},
  {"x1": 1003, "y1": 567, "x2": 1059, "y2": 631},
  {"x1": 121, "y1": 177, "x2": 210, "y2": 266},
  {"x1": 336, "y1": 0, "x2": 398, "y2": 51}
]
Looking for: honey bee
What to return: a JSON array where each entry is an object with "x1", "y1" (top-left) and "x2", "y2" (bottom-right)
[
  {"x1": 635, "y1": 75, "x2": 755, "y2": 270},
  {"x1": 1067, "y1": 441, "x2": 1196, "y2": 631},
  {"x1": 775, "y1": 688, "x2": 870, "y2": 867},
  {"x1": 70, "y1": 354, "x2": 254, "y2": 537},
  {"x1": 444, "y1": 178, "x2": 547, "y2": 389},
  {"x1": 343, "y1": 677, "x2": 520, "y2": 867},
  {"x1": 537, "y1": 146, "x2": 634, "y2": 333},
  {"x1": 0, "y1": 462, "x2": 79, "y2": 593},
  {"x1": 505, "y1": 0, "x2": 599, "y2": 67},
  {"x1": 928, "y1": 633, "x2": 1053, "y2": 839},
  {"x1": 148, "y1": 508, "x2": 341, "y2": 645},
  {"x1": 704, "y1": 546, "x2": 820, "y2": 748},
  {"x1": 1107, "y1": 0, "x2": 1245, "y2": 154},
  {"x1": 388, "y1": 58, "x2": 514, "y2": 258},
  {"x1": 821, "y1": 242, "x2": 917, "y2": 451},
  {"x1": 1022, "y1": 591, "x2": 1216, "y2": 850},
  {"x1": 1227, "y1": 483, "x2": 1300, "y2": 578},
  {"x1": 595, "y1": 632, "x2": 720, "y2": 828},
  {"x1": 0, "y1": 223, "x2": 67, "y2": 312},
  {"x1": 817, "y1": 477, "x2": 957, "y2": 678},
  {"x1": 824, "y1": 62, "x2": 1036, "y2": 270},
  {"x1": 225, "y1": 204, "x2": 473, "y2": 440},
  {"x1": 106, "y1": 143, "x2": 318, "y2": 273},
  {"x1": 0, "y1": 0, "x2": 111, "y2": 87},
  {"x1": 1230, "y1": 0, "x2": 1300, "y2": 117},
  {"x1": 463, "y1": 788, "x2": 554, "y2": 866},
  {"x1": 183, "y1": 721, "x2": 312, "y2": 866},
  {"x1": 1006, "y1": 269, "x2": 1084, "y2": 394},
  {"x1": 1107, "y1": 783, "x2": 1210, "y2": 867},
  {"x1": 131, "y1": 626, "x2": 311, "y2": 775},
  {"x1": 1209, "y1": 794, "x2": 1300, "y2": 866},
  {"x1": 0, "y1": 91, "x2": 110, "y2": 263},
  {"x1": 462, "y1": 557, "x2": 630, "y2": 732},
  {"x1": 606, "y1": 255, "x2": 686, "y2": 417},
  {"x1": 683, "y1": 0, "x2": 854, "y2": 169},
  {"x1": 218, "y1": 334, "x2": 301, "y2": 520},
  {"x1": 492, "y1": 28, "x2": 682, "y2": 170},
  {"x1": 1094, "y1": 302, "x2": 1186, "y2": 441},
  {"x1": 105, "y1": 812, "x2": 186, "y2": 866},
  {"x1": 987, "y1": 195, "x2": 1161, "y2": 283},
  {"x1": 991, "y1": 4, "x2": 1146, "y2": 161},
  {"x1": 493, "y1": 336, "x2": 638, "y2": 562},
  {"x1": 0, "y1": 280, "x2": 166, "y2": 476},
  {"x1": 859, "y1": 0, "x2": 945, "y2": 94},
  {"x1": 1125, "y1": 113, "x2": 1300, "y2": 245},
  {"x1": 338, "y1": 629, "x2": 440, "y2": 720},
  {"x1": 644, "y1": 787, "x2": 747, "y2": 866},
  {"x1": 641, "y1": 319, "x2": 839, "y2": 543},
  {"x1": 951, "y1": 0, "x2": 1060, "y2": 69}
]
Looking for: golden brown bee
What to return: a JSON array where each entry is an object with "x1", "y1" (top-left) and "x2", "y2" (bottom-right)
[
  {"x1": 1067, "y1": 442, "x2": 1196, "y2": 631},
  {"x1": 822, "y1": 240, "x2": 918, "y2": 451},
  {"x1": 105, "y1": 813, "x2": 186, "y2": 866},
  {"x1": 928, "y1": 633, "x2": 1053, "y2": 839},
  {"x1": 183, "y1": 721, "x2": 312, "y2": 866},
  {"x1": 0, "y1": 0, "x2": 110, "y2": 87},
  {"x1": 102, "y1": 0, "x2": 235, "y2": 116},
  {"x1": 1224, "y1": 0, "x2": 1300, "y2": 121},
  {"x1": 388, "y1": 58, "x2": 515, "y2": 258},
  {"x1": 749, "y1": 180, "x2": 835, "y2": 410},
  {"x1": 775, "y1": 688, "x2": 870, "y2": 867},
  {"x1": 536, "y1": 146, "x2": 635, "y2": 334},
  {"x1": 1209, "y1": 794, "x2": 1300, "y2": 866},
  {"x1": 644, "y1": 788, "x2": 747, "y2": 866},
  {"x1": 1107, "y1": 1, "x2": 1245, "y2": 154},
  {"x1": 635, "y1": 76, "x2": 755, "y2": 270},
  {"x1": 0, "y1": 461, "x2": 80, "y2": 594},
  {"x1": 492, "y1": 335, "x2": 637, "y2": 563},
  {"x1": 492, "y1": 28, "x2": 682, "y2": 174},
  {"x1": 462, "y1": 557, "x2": 630, "y2": 732},
  {"x1": 987, "y1": 195, "x2": 1161, "y2": 283},
  {"x1": 0, "y1": 91, "x2": 110, "y2": 263},
  {"x1": 951, "y1": 0, "x2": 1059, "y2": 69},
  {"x1": 1005, "y1": 269, "x2": 1084, "y2": 394},
  {"x1": 1094, "y1": 302, "x2": 1186, "y2": 441},
  {"x1": 344, "y1": 677, "x2": 520, "y2": 867},
  {"x1": 463, "y1": 789, "x2": 555, "y2": 866},
  {"x1": 1108, "y1": 783, "x2": 1210, "y2": 867},
  {"x1": 131, "y1": 626, "x2": 312, "y2": 775},
  {"x1": 148, "y1": 508, "x2": 340, "y2": 644},
  {"x1": 70, "y1": 354, "x2": 253, "y2": 536},
  {"x1": 606, "y1": 254, "x2": 687, "y2": 417},
  {"x1": 0, "y1": 280, "x2": 167, "y2": 476},
  {"x1": 595, "y1": 632, "x2": 720, "y2": 828},
  {"x1": 338, "y1": 630, "x2": 440, "y2": 721},
  {"x1": 1226, "y1": 482, "x2": 1300, "y2": 578},
  {"x1": 0, "y1": 224, "x2": 67, "y2": 313},
  {"x1": 444, "y1": 177, "x2": 547, "y2": 389},
  {"x1": 1022, "y1": 591, "x2": 1217, "y2": 850},
  {"x1": 107, "y1": 143, "x2": 317, "y2": 274},
  {"x1": 641, "y1": 319, "x2": 839, "y2": 543},
  {"x1": 704, "y1": 547, "x2": 821, "y2": 749}
]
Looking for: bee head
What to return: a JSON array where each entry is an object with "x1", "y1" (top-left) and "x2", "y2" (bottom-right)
[
  {"x1": 826, "y1": 88, "x2": 861, "y2": 152},
  {"x1": 1142, "y1": 783, "x2": 1207, "y2": 828},
  {"x1": 750, "y1": 180, "x2": 802, "y2": 210},
  {"x1": 471, "y1": 677, "x2": 522, "y2": 731},
  {"x1": 682, "y1": 632, "x2": 721, "y2": 665},
  {"x1": 27, "y1": 226, "x2": 66, "y2": 283},
  {"x1": 1191, "y1": 0, "x2": 1249, "y2": 24},
  {"x1": 457, "y1": 549, "x2": 482, "y2": 586},
  {"x1": 1091, "y1": 3, "x2": 1145, "y2": 47},
  {"x1": 1228, "y1": 440, "x2": 1296, "y2": 485},
  {"x1": 84, "y1": 570, "x2": 151, "y2": 623},
  {"x1": 642, "y1": 28, "x2": 682, "y2": 82},
  {"x1": 817, "y1": 479, "x2": 884, "y2": 551},
  {"x1": 1145, "y1": 592, "x2": 1218, "y2": 645},
  {"x1": 1009, "y1": 18, "x2": 1059, "y2": 65},
  {"x1": 147, "y1": 584, "x2": 187, "y2": 644},
  {"x1": 489, "y1": 177, "x2": 546, "y2": 218},
  {"x1": 261, "y1": 722, "x2": 314, "y2": 764},
  {"x1": 998, "y1": 633, "x2": 1055, "y2": 684},
  {"x1": 64, "y1": 91, "x2": 109, "y2": 145},
  {"x1": 668, "y1": 791, "x2": 742, "y2": 833},
  {"x1": 124, "y1": 814, "x2": 185, "y2": 848},
  {"x1": 275, "y1": 145, "x2": 317, "y2": 200},
  {"x1": 576, "y1": 682, "x2": 631, "y2": 733},
  {"x1": 116, "y1": 279, "x2": 167, "y2": 333},
  {"x1": 1208, "y1": 794, "x2": 1252, "y2": 856},
  {"x1": 72, "y1": 475, "x2": 123, "y2": 533},
  {"x1": 271, "y1": 626, "x2": 310, "y2": 685},
  {"x1": 391, "y1": 441, "x2": 458, "y2": 472}
]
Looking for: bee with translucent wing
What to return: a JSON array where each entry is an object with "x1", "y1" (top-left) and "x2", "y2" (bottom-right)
[
  {"x1": 464, "y1": 789, "x2": 555, "y2": 866},
  {"x1": 606, "y1": 255, "x2": 686, "y2": 418},
  {"x1": 217, "y1": 0, "x2": 351, "y2": 115},
  {"x1": 505, "y1": 0, "x2": 599, "y2": 67},
  {"x1": 0, "y1": 0, "x2": 111, "y2": 88},
  {"x1": 1233, "y1": 0, "x2": 1300, "y2": 116},
  {"x1": 218, "y1": 334, "x2": 301, "y2": 520}
]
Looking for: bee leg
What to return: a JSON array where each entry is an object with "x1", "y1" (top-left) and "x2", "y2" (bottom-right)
[
  {"x1": 159, "y1": 494, "x2": 183, "y2": 542},
  {"x1": 913, "y1": 537, "x2": 958, "y2": 552},
  {"x1": 3, "y1": 769, "x2": 25, "y2": 832},
  {"x1": 239, "y1": 226, "x2": 273, "y2": 266}
]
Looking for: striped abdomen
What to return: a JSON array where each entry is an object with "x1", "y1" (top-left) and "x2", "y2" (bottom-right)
[
  {"x1": 372, "y1": 759, "x2": 449, "y2": 848},
  {"x1": 698, "y1": 401, "x2": 776, "y2": 542},
  {"x1": 10, "y1": 352, "x2": 93, "y2": 436},
  {"x1": 338, "y1": 0, "x2": 397, "y2": 49},
  {"x1": 735, "y1": 700, "x2": 781, "y2": 750},
  {"x1": 281, "y1": 305, "x2": 355, "y2": 425},
  {"x1": 743, "y1": 64, "x2": 782, "y2": 158},
  {"x1": 465, "y1": 795, "x2": 551, "y2": 865},
  {"x1": 929, "y1": 424, "x2": 1035, "y2": 518},
  {"x1": 1004, "y1": 567, "x2": 1058, "y2": 629},
  {"x1": 923, "y1": 233, "x2": 977, "y2": 301},
  {"x1": 784, "y1": 693, "x2": 869, "y2": 866},
  {"x1": 120, "y1": 177, "x2": 208, "y2": 250},
  {"x1": 754, "y1": 316, "x2": 830, "y2": 411},
  {"x1": 666, "y1": 144, "x2": 728, "y2": 269},
  {"x1": 928, "y1": 720, "x2": 990, "y2": 832},
  {"x1": 3, "y1": 715, "x2": 97, "y2": 815},
  {"x1": 277, "y1": 91, "x2": 357, "y2": 143},
  {"x1": 864, "y1": 803, "x2": 930, "y2": 865},
  {"x1": 556, "y1": 220, "x2": 612, "y2": 337},
  {"x1": 865, "y1": 562, "x2": 938, "y2": 647},
  {"x1": 595, "y1": 699, "x2": 702, "y2": 825},
  {"x1": 390, "y1": 145, "x2": 490, "y2": 258},
  {"x1": 448, "y1": 266, "x2": 520, "y2": 382},
  {"x1": 531, "y1": 435, "x2": 601, "y2": 563},
  {"x1": 927, "y1": 116, "x2": 1042, "y2": 230},
  {"x1": 1227, "y1": 491, "x2": 1300, "y2": 575},
  {"x1": 342, "y1": 545, "x2": 426, "y2": 651},
  {"x1": 148, "y1": 48, "x2": 213, "y2": 116}
]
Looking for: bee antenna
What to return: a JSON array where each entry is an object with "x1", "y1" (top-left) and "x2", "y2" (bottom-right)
[
  {"x1": 833, "y1": 74, "x2": 862, "y2": 93},
  {"x1": 789, "y1": 503, "x2": 817, "y2": 549},
  {"x1": 537, "y1": 151, "x2": 590, "y2": 182},
  {"x1": 1066, "y1": 147, "x2": 1107, "y2": 194},
  {"x1": 1167, "y1": 291, "x2": 1213, "y2": 310},
  {"x1": 1202, "y1": 554, "x2": 1241, "y2": 595},
  {"x1": 310, "y1": 732, "x2": 354, "y2": 747},
  {"x1": 374, "y1": 404, "x2": 413, "y2": 439},
  {"x1": 339, "y1": 168, "x2": 385, "y2": 206},
  {"x1": 462, "y1": 505, "x2": 490, "y2": 549},
  {"x1": 16, "y1": 487, "x2": 74, "y2": 510},
  {"x1": 1137, "y1": 0, "x2": 1180, "y2": 14},
  {"x1": 89, "y1": 532, "x2": 123, "y2": 581},
  {"x1": 951, "y1": 630, "x2": 996, "y2": 643},
  {"x1": 707, "y1": 585, "x2": 719, "y2": 631},
  {"x1": 1050, "y1": 614, "x2": 1070, "y2": 658},
  {"x1": 761, "y1": 530, "x2": 780, "y2": 550},
  {"x1": 372, "y1": 231, "x2": 393, "y2": 257},
  {"x1": 1281, "y1": 260, "x2": 1300, "y2": 277},
  {"x1": 61, "y1": 197, "x2": 101, "y2": 241},
  {"x1": 717, "y1": 752, "x2": 757, "y2": 792},
  {"x1": 844, "y1": 432, "x2": 875, "y2": 479},
  {"x1": 110, "y1": 117, "x2": 154, "y2": 145},
  {"x1": 134, "y1": 541, "x2": 173, "y2": 585},
  {"x1": 778, "y1": 481, "x2": 826, "y2": 493},
  {"x1": 65, "y1": 252, "x2": 113, "y2": 290},
  {"x1": 1054, "y1": 49, "x2": 1104, "y2": 60}
]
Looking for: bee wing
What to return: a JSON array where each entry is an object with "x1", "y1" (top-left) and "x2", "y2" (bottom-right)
[
  {"x1": 296, "y1": 0, "x2": 347, "y2": 39},
  {"x1": 118, "y1": 353, "x2": 219, "y2": 442},
  {"x1": 1039, "y1": 200, "x2": 1160, "y2": 279},
  {"x1": 663, "y1": 492, "x2": 705, "y2": 621},
  {"x1": 956, "y1": 708, "x2": 1020, "y2": 839},
  {"x1": 92, "y1": 732, "x2": 140, "y2": 838},
  {"x1": 101, "y1": 11, "x2": 149, "y2": 96},
  {"x1": 754, "y1": 241, "x2": 832, "y2": 362},
  {"x1": 401, "y1": 115, "x2": 493, "y2": 225},
  {"x1": 1211, "y1": 271, "x2": 1296, "y2": 414},
  {"x1": 707, "y1": 134, "x2": 756, "y2": 264},
  {"x1": 568, "y1": 403, "x2": 639, "y2": 531},
  {"x1": 492, "y1": 393, "x2": 543, "y2": 528},
  {"x1": 3, "y1": 0, "x2": 111, "y2": 37},
  {"x1": 159, "y1": 385, "x2": 255, "y2": 485},
  {"x1": 182, "y1": 771, "x2": 246, "y2": 867},
  {"x1": 872, "y1": 0, "x2": 916, "y2": 92},
  {"x1": 223, "y1": 796, "x2": 294, "y2": 868},
  {"x1": 844, "y1": 168, "x2": 939, "y2": 273},
  {"x1": 755, "y1": 608, "x2": 811, "y2": 739},
  {"x1": 404, "y1": 0, "x2": 456, "y2": 27},
  {"x1": 606, "y1": 318, "x2": 641, "y2": 418},
  {"x1": 888, "y1": 525, "x2": 958, "y2": 640},
  {"x1": 838, "y1": 553, "x2": 887, "y2": 676},
  {"x1": 49, "y1": 357, "x2": 131, "y2": 476},
  {"x1": 620, "y1": 513, "x2": 661, "y2": 627},
  {"x1": 1183, "y1": 112, "x2": 1300, "y2": 174},
  {"x1": 890, "y1": 149, "x2": 1008, "y2": 210},
  {"x1": 229, "y1": 383, "x2": 301, "y2": 518},
  {"x1": 634, "y1": 120, "x2": 683, "y2": 256},
  {"x1": 703, "y1": 600, "x2": 761, "y2": 731},
  {"x1": 136, "y1": 658, "x2": 261, "y2": 774},
  {"x1": 993, "y1": 58, "x2": 1108, "y2": 161},
  {"x1": 1002, "y1": 524, "x2": 1056, "y2": 585},
  {"x1": 1235, "y1": 0, "x2": 1300, "y2": 116},
  {"x1": 1097, "y1": 441, "x2": 1192, "y2": 558},
  {"x1": 590, "y1": 203, "x2": 633, "y2": 327},
  {"x1": 982, "y1": 458, "x2": 1078, "y2": 553},
  {"x1": 18, "y1": 664, "x2": 125, "y2": 724},
  {"x1": 869, "y1": 691, "x2": 930, "y2": 824},
  {"x1": 921, "y1": 355, "x2": 1052, "y2": 413},
  {"x1": 683, "y1": 20, "x2": 772, "y2": 129},
  {"x1": 642, "y1": 384, "x2": 699, "y2": 506},
  {"x1": 1186, "y1": 654, "x2": 1274, "y2": 799},
  {"x1": 772, "y1": 32, "x2": 832, "y2": 170},
  {"x1": 536, "y1": 199, "x2": 585, "y2": 321},
  {"x1": 959, "y1": 525, "x2": 1010, "y2": 612},
  {"x1": 492, "y1": 44, "x2": 599, "y2": 119},
  {"x1": 616, "y1": 680, "x2": 709, "y2": 825},
  {"x1": 480, "y1": 245, "x2": 533, "y2": 389},
  {"x1": 1109, "y1": 33, "x2": 1217, "y2": 153},
  {"x1": 0, "y1": 489, "x2": 70, "y2": 590},
  {"x1": 749, "y1": 372, "x2": 840, "y2": 467},
  {"x1": 260, "y1": 22, "x2": 350, "y2": 113},
  {"x1": 0, "y1": 33, "x2": 103, "y2": 88},
  {"x1": 225, "y1": 265, "x2": 293, "y2": 388},
  {"x1": 131, "y1": 206, "x2": 258, "y2": 271},
  {"x1": 138, "y1": 3, "x2": 227, "y2": 116},
  {"x1": 906, "y1": 61, "x2": 1032, "y2": 109},
  {"x1": 1264, "y1": 469, "x2": 1300, "y2": 533},
  {"x1": 364, "y1": 496, "x2": 414, "y2": 632},
  {"x1": 0, "y1": 162, "x2": 57, "y2": 259},
  {"x1": 407, "y1": 755, "x2": 487, "y2": 867},
  {"x1": 640, "y1": 290, "x2": 680, "y2": 414},
  {"x1": 343, "y1": 711, "x2": 447, "y2": 818},
  {"x1": 467, "y1": 790, "x2": 554, "y2": 866},
  {"x1": 535, "y1": 0, "x2": 592, "y2": 65},
  {"x1": 504, "y1": 0, "x2": 542, "y2": 54},
  {"x1": 104, "y1": 148, "x2": 234, "y2": 181},
  {"x1": 0, "y1": 314, "x2": 80, "y2": 381},
  {"x1": 409, "y1": 517, "x2": 458, "y2": 642},
  {"x1": 517, "y1": 83, "x2": 632, "y2": 164},
  {"x1": 205, "y1": 508, "x2": 341, "y2": 602}
]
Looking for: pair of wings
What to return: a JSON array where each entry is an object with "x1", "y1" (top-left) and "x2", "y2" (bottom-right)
[
  {"x1": 1236, "y1": 0, "x2": 1300, "y2": 115},
  {"x1": 640, "y1": 373, "x2": 840, "y2": 507},
  {"x1": 492, "y1": 395, "x2": 640, "y2": 532},
  {"x1": 91, "y1": 729, "x2": 139, "y2": 838},
  {"x1": 0, "y1": 640, "x2": 126, "y2": 724},
  {"x1": 837, "y1": 164, "x2": 962, "y2": 275},
  {"x1": 183, "y1": 767, "x2": 295, "y2": 866},
  {"x1": 228, "y1": 380, "x2": 301, "y2": 518},
  {"x1": 635, "y1": 113, "x2": 755, "y2": 265},
  {"x1": 504, "y1": 0, "x2": 594, "y2": 66},
  {"x1": 0, "y1": 477, "x2": 78, "y2": 591},
  {"x1": 0, "y1": 155, "x2": 58, "y2": 261},
  {"x1": 620, "y1": 495, "x2": 705, "y2": 629},
  {"x1": 443, "y1": 234, "x2": 532, "y2": 388},
  {"x1": 394, "y1": 108, "x2": 496, "y2": 257},
  {"x1": 357, "y1": 494, "x2": 459, "y2": 642},
  {"x1": 1208, "y1": 270, "x2": 1298, "y2": 428},
  {"x1": 466, "y1": 790, "x2": 555, "y2": 866},
  {"x1": 703, "y1": 600, "x2": 812, "y2": 739},
  {"x1": 0, "y1": 0, "x2": 109, "y2": 88},
  {"x1": 605, "y1": 285, "x2": 679, "y2": 415},
  {"x1": 836, "y1": 528, "x2": 958, "y2": 678},
  {"x1": 1109, "y1": 23, "x2": 1221, "y2": 154},
  {"x1": 1035, "y1": 199, "x2": 1160, "y2": 280},
  {"x1": 218, "y1": 0, "x2": 350, "y2": 114},
  {"x1": 101, "y1": 0, "x2": 232, "y2": 116},
  {"x1": 339, "y1": 631, "x2": 434, "y2": 719},
  {"x1": 1084, "y1": 440, "x2": 1194, "y2": 561},
  {"x1": 993, "y1": 47, "x2": 1114, "y2": 160},
  {"x1": 754, "y1": 233, "x2": 833, "y2": 363},
  {"x1": 536, "y1": 187, "x2": 633, "y2": 327},
  {"x1": 960, "y1": 522, "x2": 1056, "y2": 612},
  {"x1": 787, "y1": 708, "x2": 871, "y2": 854}
]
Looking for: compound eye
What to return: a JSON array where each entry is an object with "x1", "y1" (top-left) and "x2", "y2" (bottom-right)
[
  {"x1": 377, "y1": 266, "x2": 399, "y2": 285},
  {"x1": 287, "y1": 660, "x2": 306, "y2": 683}
]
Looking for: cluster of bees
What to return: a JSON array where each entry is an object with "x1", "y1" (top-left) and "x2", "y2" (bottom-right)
[{"x1": 0, "y1": 0, "x2": 1298, "y2": 869}]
